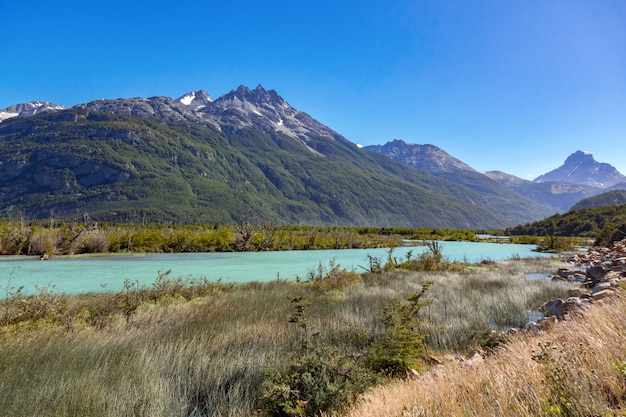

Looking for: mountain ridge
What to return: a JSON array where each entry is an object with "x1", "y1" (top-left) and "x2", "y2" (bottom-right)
[
  {"x1": 0, "y1": 88, "x2": 511, "y2": 228},
  {"x1": 364, "y1": 140, "x2": 557, "y2": 223},
  {"x1": 2, "y1": 88, "x2": 622, "y2": 227}
]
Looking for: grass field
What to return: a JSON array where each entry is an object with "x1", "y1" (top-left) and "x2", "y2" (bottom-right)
[{"x1": 0, "y1": 256, "x2": 580, "y2": 416}]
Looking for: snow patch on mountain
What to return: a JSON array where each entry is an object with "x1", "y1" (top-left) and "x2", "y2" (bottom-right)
[
  {"x1": 0, "y1": 111, "x2": 19, "y2": 122},
  {"x1": 179, "y1": 92, "x2": 195, "y2": 106},
  {"x1": 176, "y1": 90, "x2": 213, "y2": 110}
]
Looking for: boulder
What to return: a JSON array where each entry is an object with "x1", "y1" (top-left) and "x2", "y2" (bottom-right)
[{"x1": 591, "y1": 289, "x2": 614, "y2": 301}]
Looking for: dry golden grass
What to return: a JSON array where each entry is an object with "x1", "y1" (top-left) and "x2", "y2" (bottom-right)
[{"x1": 341, "y1": 293, "x2": 626, "y2": 417}]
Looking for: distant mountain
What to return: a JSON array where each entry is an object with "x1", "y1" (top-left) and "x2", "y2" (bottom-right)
[
  {"x1": 534, "y1": 150, "x2": 626, "y2": 188},
  {"x1": 364, "y1": 140, "x2": 556, "y2": 225},
  {"x1": 485, "y1": 152, "x2": 626, "y2": 211},
  {"x1": 484, "y1": 171, "x2": 599, "y2": 212},
  {"x1": 364, "y1": 140, "x2": 475, "y2": 173},
  {"x1": 571, "y1": 190, "x2": 626, "y2": 211},
  {"x1": 0, "y1": 101, "x2": 66, "y2": 122},
  {"x1": 0, "y1": 86, "x2": 514, "y2": 228}
]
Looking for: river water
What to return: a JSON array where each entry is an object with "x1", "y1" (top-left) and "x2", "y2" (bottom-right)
[{"x1": 0, "y1": 241, "x2": 551, "y2": 295}]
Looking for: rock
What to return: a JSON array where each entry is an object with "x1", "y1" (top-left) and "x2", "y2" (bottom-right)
[
  {"x1": 591, "y1": 289, "x2": 615, "y2": 301},
  {"x1": 524, "y1": 321, "x2": 542, "y2": 333},
  {"x1": 462, "y1": 352, "x2": 484, "y2": 368},
  {"x1": 537, "y1": 315, "x2": 559, "y2": 329},
  {"x1": 542, "y1": 297, "x2": 588, "y2": 317},
  {"x1": 591, "y1": 282, "x2": 613, "y2": 295},
  {"x1": 586, "y1": 266, "x2": 608, "y2": 284}
]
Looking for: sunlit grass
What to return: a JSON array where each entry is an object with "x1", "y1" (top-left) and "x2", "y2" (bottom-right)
[
  {"x1": 342, "y1": 290, "x2": 626, "y2": 417},
  {"x1": 0, "y1": 257, "x2": 576, "y2": 416}
]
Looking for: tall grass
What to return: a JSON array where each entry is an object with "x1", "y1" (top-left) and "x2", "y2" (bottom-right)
[
  {"x1": 0, "y1": 257, "x2": 574, "y2": 416},
  {"x1": 342, "y1": 292, "x2": 626, "y2": 417}
]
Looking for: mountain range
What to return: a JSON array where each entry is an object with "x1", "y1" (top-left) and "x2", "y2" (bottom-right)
[
  {"x1": 0, "y1": 85, "x2": 623, "y2": 228},
  {"x1": 366, "y1": 140, "x2": 626, "y2": 213}
]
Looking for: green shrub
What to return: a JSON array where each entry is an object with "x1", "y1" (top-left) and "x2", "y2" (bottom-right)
[
  {"x1": 259, "y1": 297, "x2": 373, "y2": 417},
  {"x1": 260, "y1": 344, "x2": 372, "y2": 417},
  {"x1": 367, "y1": 282, "x2": 432, "y2": 376},
  {"x1": 306, "y1": 258, "x2": 362, "y2": 293}
]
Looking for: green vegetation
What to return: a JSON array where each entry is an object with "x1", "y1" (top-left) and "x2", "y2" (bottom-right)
[
  {"x1": 345, "y1": 295, "x2": 626, "y2": 417},
  {"x1": 0, "y1": 221, "x2": 410, "y2": 256},
  {"x1": 571, "y1": 189, "x2": 626, "y2": 211},
  {"x1": 0, "y1": 109, "x2": 529, "y2": 228},
  {"x1": 0, "y1": 220, "x2": 514, "y2": 257},
  {"x1": 367, "y1": 282, "x2": 432, "y2": 376},
  {"x1": 0, "y1": 249, "x2": 573, "y2": 416},
  {"x1": 506, "y1": 203, "x2": 626, "y2": 246}
]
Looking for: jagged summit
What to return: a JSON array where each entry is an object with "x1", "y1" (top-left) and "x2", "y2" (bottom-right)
[
  {"x1": 0, "y1": 85, "x2": 349, "y2": 147},
  {"x1": 199, "y1": 84, "x2": 343, "y2": 145},
  {"x1": 534, "y1": 150, "x2": 625, "y2": 188},
  {"x1": 217, "y1": 85, "x2": 287, "y2": 108}
]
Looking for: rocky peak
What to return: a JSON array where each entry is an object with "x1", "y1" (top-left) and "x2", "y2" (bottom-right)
[
  {"x1": 3, "y1": 85, "x2": 346, "y2": 147},
  {"x1": 215, "y1": 85, "x2": 287, "y2": 109},
  {"x1": 534, "y1": 150, "x2": 625, "y2": 188},
  {"x1": 176, "y1": 90, "x2": 213, "y2": 109},
  {"x1": 202, "y1": 85, "x2": 342, "y2": 145},
  {"x1": 0, "y1": 101, "x2": 67, "y2": 122},
  {"x1": 364, "y1": 139, "x2": 476, "y2": 174}
]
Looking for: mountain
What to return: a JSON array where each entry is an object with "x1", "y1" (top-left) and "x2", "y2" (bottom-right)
[
  {"x1": 0, "y1": 86, "x2": 515, "y2": 228},
  {"x1": 0, "y1": 101, "x2": 67, "y2": 122},
  {"x1": 484, "y1": 171, "x2": 599, "y2": 212},
  {"x1": 177, "y1": 90, "x2": 213, "y2": 110},
  {"x1": 364, "y1": 140, "x2": 557, "y2": 225},
  {"x1": 534, "y1": 150, "x2": 626, "y2": 188},
  {"x1": 485, "y1": 152, "x2": 626, "y2": 211},
  {"x1": 364, "y1": 140, "x2": 475, "y2": 174}
]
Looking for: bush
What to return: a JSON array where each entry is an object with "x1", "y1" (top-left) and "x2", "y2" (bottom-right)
[
  {"x1": 306, "y1": 258, "x2": 362, "y2": 293},
  {"x1": 367, "y1": 282, "x2": 432, "y2": 376},
  {"x1": 260, "y1": 344, "x2": 372, "y2": 417},
  {"x1": 259, "y1": 297, "x2": 373, "y2": 417}
]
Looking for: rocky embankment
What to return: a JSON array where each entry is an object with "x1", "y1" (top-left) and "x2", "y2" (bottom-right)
[{"x1": 539, "y1": 239, "x2": 626, "y2": 320}]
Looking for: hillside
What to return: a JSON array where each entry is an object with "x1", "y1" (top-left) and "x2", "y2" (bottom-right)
[
  {"x1": 9, "y1": 87, "x2": 625, "y2": 228},
  {"x1": 571, "y1": 189, "x2": 626, "y2": 210},
  {"x1": 506, "y1": 203, "x2": 626, "y2": 244},
  {"x1": 345, "y1": 284, "x2": 626, "y2": 417},
  {"x1": 364, "y1": 140, "x2": 557, "y2": 223},
  {"x1": 0, "y1": 104, "x2": 508, "y2": 228}
]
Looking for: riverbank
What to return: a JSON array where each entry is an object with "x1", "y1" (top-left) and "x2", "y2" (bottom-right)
[
  {"x1": 344, "y1": 284, "x2": 626, "y2": 417},
  {"x1": 344, "y1": 241, "x2": 626, "y2": 417}
]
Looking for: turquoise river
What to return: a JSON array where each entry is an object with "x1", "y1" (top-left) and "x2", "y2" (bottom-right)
[{"x1": 0, "y1": 241, "x2": 552, "y2": 295}]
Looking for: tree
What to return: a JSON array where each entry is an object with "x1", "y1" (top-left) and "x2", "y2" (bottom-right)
[{"x1": 368, "y1": 282, "x2": 432, "y2": 376}]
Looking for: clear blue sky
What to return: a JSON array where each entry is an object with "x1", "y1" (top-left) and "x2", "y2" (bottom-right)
[{"x1": 2, "y1": 0, "x2": 625, "y2": 180}]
